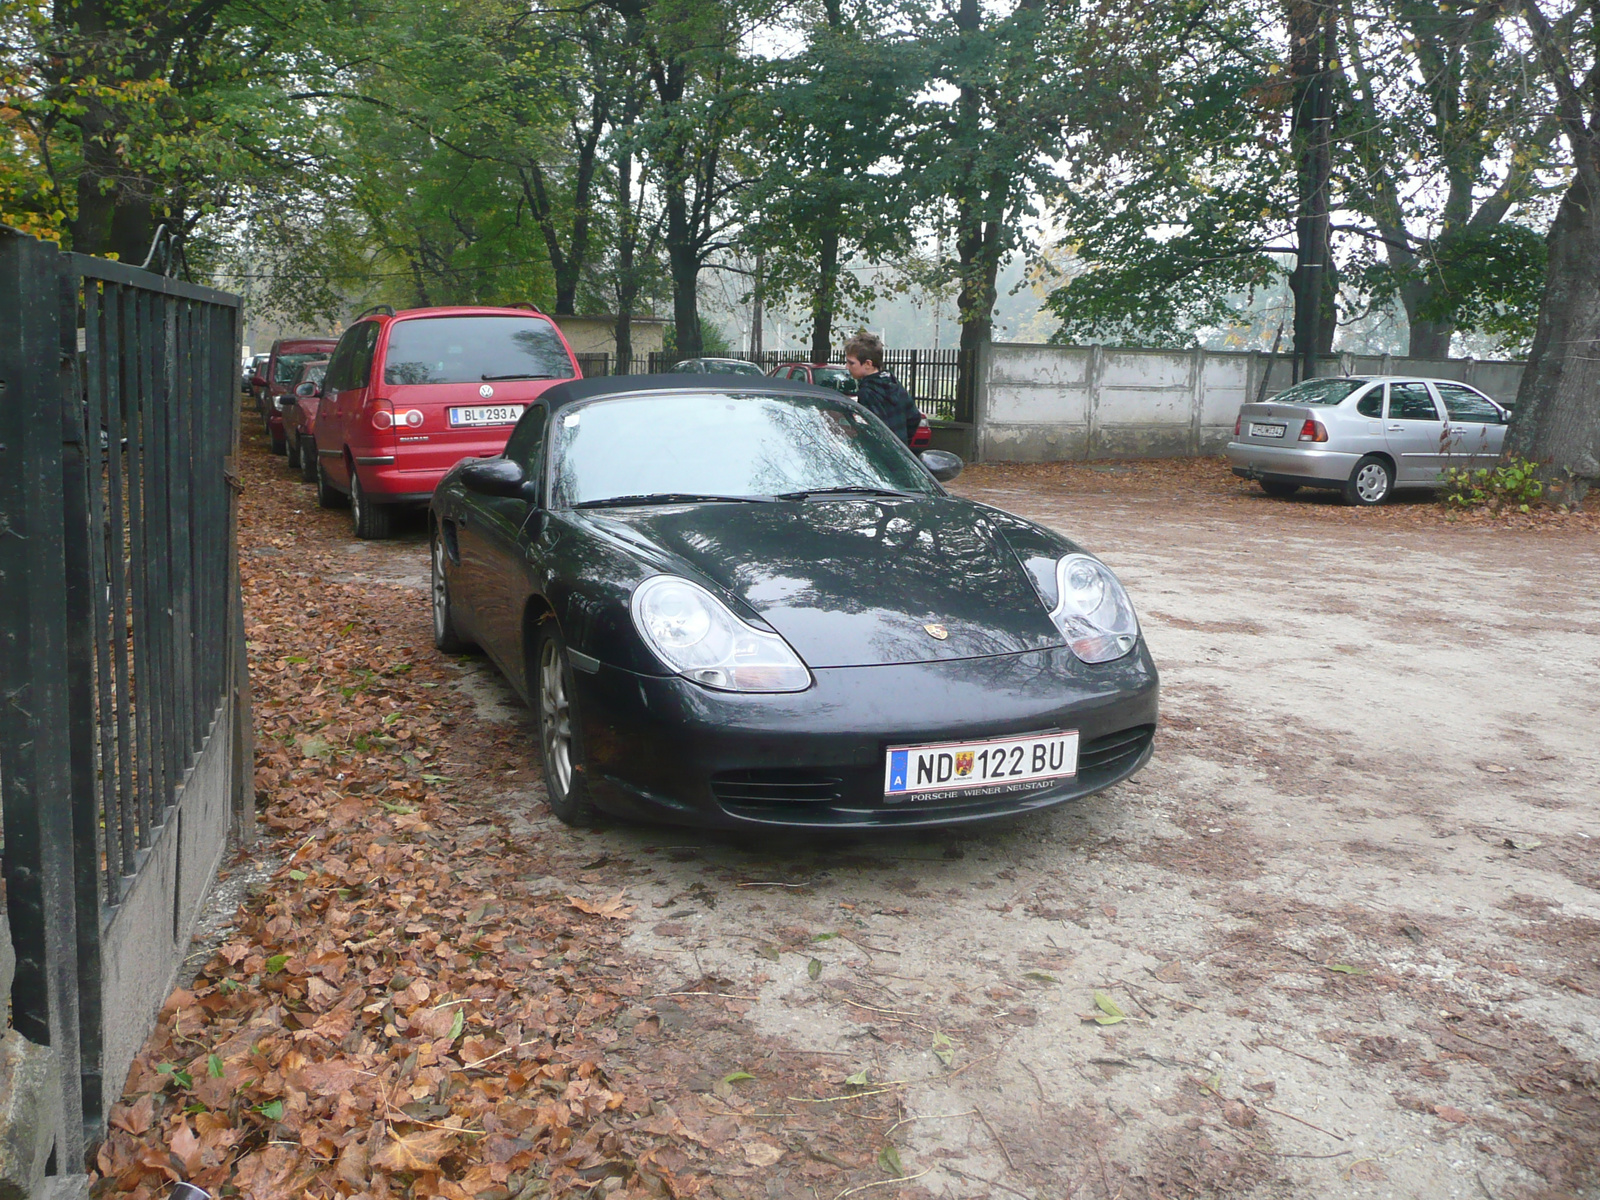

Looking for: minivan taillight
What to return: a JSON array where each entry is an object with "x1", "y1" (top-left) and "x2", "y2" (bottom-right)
[
  {"x1": 1298, "y1": 419, "x2": 1328, "y2": 443},
  {"x1": 367, "y1": 398, "x2": 395, "y2": 431}
]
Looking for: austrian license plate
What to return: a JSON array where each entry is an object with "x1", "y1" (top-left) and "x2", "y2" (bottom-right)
[
  {"x1": 884, "y1": 730, "x2": 1078, "y2": 798},
  {"x1": 448, "y1": 404, "x2": 525, "y2": 428},
  {"x1": 1249, "y1": 422, "x2": 1286, "y2": 438}
]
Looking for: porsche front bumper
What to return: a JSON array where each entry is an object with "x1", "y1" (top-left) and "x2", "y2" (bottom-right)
[{"x1": 571, "y1": 643, "x2": 1159, "y2": 830}]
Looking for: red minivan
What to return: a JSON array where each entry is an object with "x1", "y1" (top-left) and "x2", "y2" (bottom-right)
[
  {"x1": 310, "y1": 306, "x2": 581, "y2": 539},
  {"x1": 258, "y1": 337, "x2": 339, "y2": 454}
]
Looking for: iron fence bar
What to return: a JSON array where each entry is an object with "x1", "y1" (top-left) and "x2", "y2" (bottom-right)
[
  {"x1": 68, "y1": 252, "x2": 236, "y2": 306},
  {"x1": 169, "y1": 300, "x2": 196, "y2": 760},
  {"x1": 127, "y1": 289, "x2": 157, "y2": 843},
  {"x1": 0, "y1": 227, "x2": 88, "y2": 1167},
  {"x1": 83, "y1": 283, "x2": 123, "y2": 891},
  {"x1": 59, "y1": 269, "x2": 108, "y2": 1137},
  {"x1": 107, "y1": 284, "x2": 137, "y2": 870},
  {"x1": 148, "y1": 291, "x2": 178, "y2": 815}
]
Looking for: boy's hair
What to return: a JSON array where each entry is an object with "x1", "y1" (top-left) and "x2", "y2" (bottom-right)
[{"x1": 844, "y1": 332, "x2": 884, "y2": 370}]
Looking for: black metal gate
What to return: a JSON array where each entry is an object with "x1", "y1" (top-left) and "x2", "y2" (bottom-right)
[{"x1": 0, "y1": 227, "x2": 251, "y2": 1171}]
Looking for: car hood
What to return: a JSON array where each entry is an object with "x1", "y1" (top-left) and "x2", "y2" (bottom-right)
[{"x1": 573, "y1": 497, "x2": 1067, "y2": 667}]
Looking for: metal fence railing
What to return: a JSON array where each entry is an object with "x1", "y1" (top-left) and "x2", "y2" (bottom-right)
[
  {"x1": 0, "y1": 226, "x2": 249, "y2": 1170},
  {"x1": 574, "y1": 347, "x2": 976, "y2": 423}
]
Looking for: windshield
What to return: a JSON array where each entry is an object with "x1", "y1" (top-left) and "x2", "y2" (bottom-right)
[
  {"x1": 550, "y1": 391, "x2": 936, "y2": 507},
  {"x1": 274, "y1": 352, "x2": 330, "y2": 384},
  {"x1": 299, "y1": 362, "x2": 327, "y2": 385},
  {"x1": 383, "y1": 316, "x2": 575, "y2": 386},
  {"x1": 1268, "y1": 378, "x2": 1367, "y2": 406},
  {"x1": 811, "y1": 367, "x2": 857, "y2": 395}
]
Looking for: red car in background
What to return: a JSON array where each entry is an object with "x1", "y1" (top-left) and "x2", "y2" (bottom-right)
[
  {"x1": 311, "y1": 305, "x2": 580, "y2": 539},
  {"x1": 285, "y1": 359, "x2": 329, "y2": 480},
  {"x1": 768, "y1": 361, "x2": 931, "y2": 447},
  {"x1": 256, "y1": 337, "x2": 339, "y2": 455}
]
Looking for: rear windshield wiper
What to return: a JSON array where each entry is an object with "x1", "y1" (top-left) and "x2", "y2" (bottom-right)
[
  {"x1": 775, "y1": 485, "x2": 916, "y2": 500},
  {"x1": 481, "y1": 372, "x2": 563, "y2": 381},
  {"x1": 569, "y1": 492, "x2": 777, "y2": 509}
]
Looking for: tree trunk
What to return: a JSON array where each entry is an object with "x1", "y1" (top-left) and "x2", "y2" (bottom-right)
[
  {"x1": 809, "y1": 227, "x2": 839, "y2": 363},
  {"x1": 749, "y1": 252, "x2": 764, "y2": 359},
  {"x1": 613, "y1": 150, "x2": 638, "y2": 374},
  {"x1": 1505, "y1": 166, "x2": 1600, "y2": 502},
  {"x1": 1288, "y1": 0, "x2": 1335, "y2": 380},
  {"x1": 665, "y1": 187, "x2": 701, "y2": 360}
]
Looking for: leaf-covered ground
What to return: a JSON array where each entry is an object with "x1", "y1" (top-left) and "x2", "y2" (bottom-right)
[{"x1": 90, "y1": 410, "x2": 904, "y2": 1199}]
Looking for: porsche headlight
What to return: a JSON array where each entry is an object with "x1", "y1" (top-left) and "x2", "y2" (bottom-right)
[
  {"x1": 1044, "y1": 554, "x2": 1140, "y2": 663},
  {"x1": 631, "y1": 575, "x2": 812, "y2": 692}
]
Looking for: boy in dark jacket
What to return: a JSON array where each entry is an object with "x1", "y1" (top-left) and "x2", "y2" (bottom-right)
[{"x1": 844, "y1": 332, "x2": 919, "y2": 446}]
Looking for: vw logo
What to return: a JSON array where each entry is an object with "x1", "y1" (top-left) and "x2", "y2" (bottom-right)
[
  {"x1": 924, "y1": 623, "x2": 949, "y2": 640},
  {"x1": 479, "y1": 384, "x2": 495, "y2": 398}
]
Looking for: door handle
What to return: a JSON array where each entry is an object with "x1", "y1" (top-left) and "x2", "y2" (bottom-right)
[{"x1": 1387, "y1": 424, "x2": 1402, "y2": 431}]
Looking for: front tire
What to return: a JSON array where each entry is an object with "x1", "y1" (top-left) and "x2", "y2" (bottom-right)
[
  {"x1": 269, "y1": 424, "x2": 287, "y2": 455},
  {"x1": 299, "y1": 436, "x2": 318, "y2": 483},
  {"x1": 535, "y1": 621, "x2": 596, "y2": 827},
  {"x1": 1343, "y1": 455, "x2": 1394, "y2": 507},
  {"x1": 350, "y1": 469, "x2": 396, "y2": 540},
  {"x1": 1260, "y1": 480, "x2": 1299, "y2": 498},
  {"x1": 430, "y1": 525, "x2": 473, "y2": 653},
  {"x1": 285, "y1": 432, "x2": 302, "y2": 469},
  {"x1": 316, "y1": 452, "x2": 348, "y2": 509}
]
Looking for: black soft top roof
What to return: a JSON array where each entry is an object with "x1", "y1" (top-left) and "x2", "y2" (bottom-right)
[{"x1": 536, "y1": 372, "x2": 842, "y2": 414}]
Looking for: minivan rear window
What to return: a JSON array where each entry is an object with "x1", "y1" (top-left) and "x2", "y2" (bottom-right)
[
  {"x1": 383, "y1": 316, "x2": 575, "y2": 386},
  {"x1": 274, "y1": 352, "x2": 329, "y2": 384}
]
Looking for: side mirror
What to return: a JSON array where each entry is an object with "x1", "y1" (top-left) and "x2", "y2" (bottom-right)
[
  {"x1": 461, "y1": 458, "x2": 535, "y2": 500},
  {"x1": 919, "y1": 449, "x2": 963, "y2": 483},
  {"x1": 296, "y1": 382, "x2": 318, "y2": 398}
]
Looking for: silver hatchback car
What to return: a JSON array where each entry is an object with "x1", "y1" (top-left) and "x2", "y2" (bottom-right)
[{"x1": 1226, "y1": 376, "x2": 1510, "y2": 506}]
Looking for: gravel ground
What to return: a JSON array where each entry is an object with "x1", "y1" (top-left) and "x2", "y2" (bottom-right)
[{"x1": 318, "y1": 457, "x2": 1600, "y2": 1199}]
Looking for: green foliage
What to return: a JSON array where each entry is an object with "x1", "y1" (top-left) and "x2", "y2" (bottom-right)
[
  {"x1": 1439, "y1": 454, "x2": 1545, "y2": 513},
  {"x1": 1416, "y1": 226, "x2": 1547, "y2": 354}
]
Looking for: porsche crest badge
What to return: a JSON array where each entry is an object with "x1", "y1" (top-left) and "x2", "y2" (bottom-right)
[{"x1": 924, "y1": 623, "x2": 949, "y2": 640}]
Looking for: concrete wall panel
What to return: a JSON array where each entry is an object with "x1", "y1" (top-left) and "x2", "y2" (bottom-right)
[{"x1": 975, "y1": 343, "x2": 1525, "y2": 462}]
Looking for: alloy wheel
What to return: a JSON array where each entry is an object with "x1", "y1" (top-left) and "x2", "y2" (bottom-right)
[
  {"x1": 431, "y1": 537, "x2": 449, "y2": 642},
  {"x1": 540, "y1": 640, "x2": 573, "y2": 796}
]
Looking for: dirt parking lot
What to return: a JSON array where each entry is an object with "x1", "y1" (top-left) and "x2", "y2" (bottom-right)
[{"x1": 231, "y1": 454, "x2": 1600, "y2": 1199}]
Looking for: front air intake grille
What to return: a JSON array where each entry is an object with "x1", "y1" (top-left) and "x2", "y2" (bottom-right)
[
  {"x1": 711, "y1": 768, "x2": 846, "y2": 807},
  {"x1": 1077, "y1": 725, "x2": 1155, "y2": 782}
]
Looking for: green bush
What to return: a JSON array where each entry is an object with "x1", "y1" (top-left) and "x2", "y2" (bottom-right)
[{"x1": 1439, "y1": 455, "x2": 1544, "y2": 513}]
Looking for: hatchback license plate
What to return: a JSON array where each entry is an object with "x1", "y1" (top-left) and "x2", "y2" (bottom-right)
[
  {"x1": 449, "y1": 404, "x2": 524, "y2": 428},
  {"x1": 884, "y1": 730, "x2": 1078, "y2": 797},
  {"x1": 1250, "y1": 422, "x2": 1286, "y2": 438}
]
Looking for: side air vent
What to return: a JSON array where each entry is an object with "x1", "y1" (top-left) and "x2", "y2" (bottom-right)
[
  {"x1": 1077, "y1": 725, "x2": 1154, "y2": 782},
  {"x1": 711, "y1": 768, "x2": 845, "y2": 807}
]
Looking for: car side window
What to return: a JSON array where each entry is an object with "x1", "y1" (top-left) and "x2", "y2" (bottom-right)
[
  {"x1": 1356, "y1": 388, "x2": 1383, "y2": 418},
  {"x1": 503, "y1": 404, "x2": 548, "y2": 477},
  {"x1": 348, "y1": 322, "x2": 380, "y2": 389},
  {"x1": 324, "y1": 327, "x2": 361, "y2": 391},
  {"x1": 1387, "y1": 382, "x2": 1439, "y2": 421},
  {"x1": 1435, "y1": 384, "x2": 1501, "y2": 423}
]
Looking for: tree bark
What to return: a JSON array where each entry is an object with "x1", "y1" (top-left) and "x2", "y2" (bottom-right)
[
  {"x1": 1505, "y1": 166, "x2": 1600, "y2": 501},
  {"x1": 1288, "y1": 0, "x2": 1335, "y2": 379},
  {"x1": 666, "y1": 188, "x2": 701, "y2": 359},
  {"x1": 809, "y1": 227, "x2": 839, "y2": 362}
]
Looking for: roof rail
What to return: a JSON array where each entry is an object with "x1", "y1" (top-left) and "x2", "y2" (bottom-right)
[{"x1": 355, "y1": 304, "x2": 395, "y2": 319}]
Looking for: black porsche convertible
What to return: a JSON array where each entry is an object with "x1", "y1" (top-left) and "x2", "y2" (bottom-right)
[{"x1": 428, "y1": 375, "x2": 1158, "y2": 829}]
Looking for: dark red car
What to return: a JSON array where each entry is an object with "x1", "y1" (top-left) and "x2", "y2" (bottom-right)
[
  {"x1": 767, "y1": 361, "x2": 931, "y2": 447},
  {"x1": 311, "y1": 305, "x2": 581, "y2": 539},
  {"x1": 768, "y1": 361, "x2": 857, "y2": 395},
  {"x1": 256, "y1": 337, "x2": 339, "y2": 455},
  {"x1": 285, "y1": 359, "x2": 329, "y2": 480}
]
